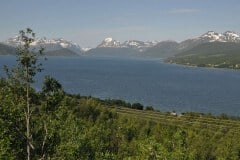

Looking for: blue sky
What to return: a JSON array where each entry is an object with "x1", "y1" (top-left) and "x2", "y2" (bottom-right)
[{"x1": 1, "y1": 0, "x2": 240, "y2": 47}]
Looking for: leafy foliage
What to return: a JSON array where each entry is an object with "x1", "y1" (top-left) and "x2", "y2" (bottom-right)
[
  {"x1": 2, "y1": 28, "x2": 45, "y2": 160},
  {"x1": 1, "y1": 77, "x2": 240, "y2": 159}
]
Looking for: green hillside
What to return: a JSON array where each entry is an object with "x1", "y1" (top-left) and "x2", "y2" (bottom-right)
[
  {"x1": 1, "y1": 78, "x2": 240, "y2": 159},
  {"x1": 167, "y1": 42, "x2": 240, "y2": 69}
]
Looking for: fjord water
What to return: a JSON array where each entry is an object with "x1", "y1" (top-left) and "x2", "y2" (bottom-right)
[{"x1": 1, "y1": 55, "x2": 240, "y2": 116}]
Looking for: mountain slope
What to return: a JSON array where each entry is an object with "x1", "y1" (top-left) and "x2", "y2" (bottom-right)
[
  {"x1": 88, "y1": 38, "x2": 157, "y2": 57},
  {"x1": 85, "y1": 47, "x2": 139, "y2": 57},
  {"x1": 143, "y1": 41, "x2": 179, "y2": 58},
  {"x1": 5, "y1": 36, "x2": 82, "y2": 55},
  {"x1": 2, "y1": 30, "x2": 240, "y2": 59},
  {"x1": 167, "y1": 42, "x2": 240, "y2": 68},
  {"x1": 45, "y1": 48, "x2": 79, "y2": 56},
  {"x1": 0, "y1": 43, "x2": 16, "y2": 55},
  {"x1": 97, "y1": 38, "x2": 121, "y2": 48},
  {"x1": 91, "y1": 31, "x2": 240, "y2": 59}
]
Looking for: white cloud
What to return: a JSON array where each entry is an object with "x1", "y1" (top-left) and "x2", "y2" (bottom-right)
[{"x1": 168, "y1": 9, "x2": 200, "y2": 14}]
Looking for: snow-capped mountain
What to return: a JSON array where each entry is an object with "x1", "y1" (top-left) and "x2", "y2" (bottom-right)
[
  {"x1": 200, "y1": 31, "x2": 225, "y2": 42},
  {"x1": 82, "y1": 47, "x2": 92, "y2": 52},
  {"x1": 122, "y1": 40, "x2": 146, "y2": 49},
  {"x1": 2, "y1": 30, "x2": 240, "y2": 57},
  {"x1": 97, "y1": 37, "x2": 158, "y2": 52},
  {"x1": 5, "y1": 36, "x2": 83, "y2": 55},
  {"x1": 223, "y1": 31, "x2": 240, "y2": 42},
  {"x1": 178, "y1": 31, "x2": 240, "y2": 51},
  {"x1": 199, "y1": 31, "x2": 240, "y2": 42},
  {"x1": 122, "y1": 40, "x2": 158, "y2": 50},
  {"x1": 97, "y1": 38, "x2": 121, "y2": 48}
]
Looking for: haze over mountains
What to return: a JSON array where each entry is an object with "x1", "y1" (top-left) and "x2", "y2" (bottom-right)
[{"x1": 1, "y1": 31, "x2": 240, "y2": 58}]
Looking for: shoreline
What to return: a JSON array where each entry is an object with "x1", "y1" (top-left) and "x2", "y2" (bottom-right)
[{"x1": 164, "y1": 60, "x2": 240, "y2": 71}]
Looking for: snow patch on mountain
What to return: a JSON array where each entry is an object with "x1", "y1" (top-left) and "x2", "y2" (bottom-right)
[
  {"x1": 4, "y1": 30, "x2": 240, "y2": 56},
  {"x1": 5, "y1": 36, "x2": 83, "y2": 54},
  {"x1": 97, "y1": 38, "x2": 159, "y2": 52},
  {"x1": 104, "y1": 38, "x2": 113, "y2": 43},
  {"x1": 97, "y1": 37, "x2": 121, "y2": 48},
  {"x1": 200, "y1": 31, "x2": 225, "y2": 42},
  {"x1": 82, "y1": 47, "x2": 92, "y2": 52},
  {"x1": 200, "y1": 31, "x2": 240, "y2": 43},
  {"x1": 223, "y1": 31, "x2": 240, "y2": 42}
]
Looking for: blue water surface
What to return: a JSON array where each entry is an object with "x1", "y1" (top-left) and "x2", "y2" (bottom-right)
[{"x1": 1, "y1": 55, "x2": 240, "y2": 116}]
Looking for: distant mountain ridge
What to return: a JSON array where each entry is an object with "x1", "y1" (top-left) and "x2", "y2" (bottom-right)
[
  {"x1": 87, "y1": 37, "x2": 160, "y2": 57},
  {"x1": 178, "y1": 31, "x2": 240, "y2": 52},
  {"x1": 165, "y1": 31, "x2": 240, "y2": 69},
  {"x1": 1, "y1": 31, "x2": 240, "y2": 58},
  {"x1": 86, "y1": 31, "x2": 240, "y2": 58},
  {"x1": 3, "y1": 36, "x2": 83, "y2": 56},
  {"x1": 96, "y1": 37, "x2": 158, "y2": 50}
]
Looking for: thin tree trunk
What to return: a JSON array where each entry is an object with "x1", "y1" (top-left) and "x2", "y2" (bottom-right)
[
  {"x1": 26, "y1": 66, "x2": 31, "y2": 160},
  {"x1": 41, "y1": 123, "x2": 48, "y2": 160}
]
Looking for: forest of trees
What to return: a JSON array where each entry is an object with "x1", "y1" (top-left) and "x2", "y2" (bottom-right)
[{"x1": 1, "y1": 29, "x2": 240, "y2": 159}]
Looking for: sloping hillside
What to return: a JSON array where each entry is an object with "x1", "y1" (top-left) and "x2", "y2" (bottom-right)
[
  {"x1": 86, "y1": 47, "x2": 139, "y2": 57},
  {"x1": 142, "y1": 41, "x2": 179, "y2": 58},
  {"x1": 167, "y1": 42, "x2": 240, "y2": 68}
]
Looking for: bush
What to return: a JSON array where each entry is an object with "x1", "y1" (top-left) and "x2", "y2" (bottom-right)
[
  {"x1": 145, "y1": 106, "x2": 154, "y2": 111},
  {"x1": 131, "y1": 103, "x2": 144, "y2": 110}
]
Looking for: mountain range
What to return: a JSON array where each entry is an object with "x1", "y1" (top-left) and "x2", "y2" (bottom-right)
[
  {"x1": 86, "y1": 31, "x2": 240, "y2": 58},
  {"x1": 1, "y1": 31, "x2": 240, "y2": 58},
  {"x1": 166, "y1": 31, "x2": 240, "y2": 68},
  {"x1": 3, "y1": 36, "x2": 83, "y2": 56}
]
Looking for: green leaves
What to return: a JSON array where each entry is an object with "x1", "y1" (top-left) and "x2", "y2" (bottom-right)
[
  {"x1": 42, "y1": 76, "x2": 63, "y2": 96},
  {"x1": 1, "y1": 84, "x2": 240, "y2": 159}
]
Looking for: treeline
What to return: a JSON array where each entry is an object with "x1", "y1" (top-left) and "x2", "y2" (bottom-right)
[
  {"x1": 74, "y1": 96, "x2": 152, "y2": 111},
  {"x1": 71, "y1": 94, "x2": 240, "y2": 120}
]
